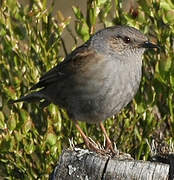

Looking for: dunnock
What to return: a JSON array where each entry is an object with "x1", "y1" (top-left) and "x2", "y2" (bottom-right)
[{"x1": 12, "y1": 25, "x2": 158, "y2": 154}]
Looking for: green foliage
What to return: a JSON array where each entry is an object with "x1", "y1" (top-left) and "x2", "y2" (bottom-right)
[{"x1": 0, "y1": 0, "x2": 174, "y2": 178}]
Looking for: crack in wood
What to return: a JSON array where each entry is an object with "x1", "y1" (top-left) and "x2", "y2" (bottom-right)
[{"x1": 101, "y1": 156, "x2": 110, "y2": 180}]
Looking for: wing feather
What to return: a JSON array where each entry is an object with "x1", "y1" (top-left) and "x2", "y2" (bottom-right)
[{"x1": 31, "y1": 45, "x2": 97, "y2": 90}]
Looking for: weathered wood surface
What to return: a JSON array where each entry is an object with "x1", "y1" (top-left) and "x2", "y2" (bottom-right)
[{"x1": 50, "y1": 148, "x2": 173, "y2": 180}]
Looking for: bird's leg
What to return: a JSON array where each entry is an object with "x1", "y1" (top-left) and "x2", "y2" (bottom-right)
[
  {"x1": 99, "y1": 122, "x2": 115, "y2": 154},
  {"x1": 74, "y1": 121, "x2": 91, "y2": 148},
  {"x1": 74, "y1": 121, "x2": 105, "y2": 154}
]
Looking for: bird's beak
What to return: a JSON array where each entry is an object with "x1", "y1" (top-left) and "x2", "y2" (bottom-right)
[{"x1": 141, "y1": 41, "x2": 159, "y2": 49}]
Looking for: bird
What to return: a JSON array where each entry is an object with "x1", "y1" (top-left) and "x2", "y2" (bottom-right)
[{"x1": 12, "y1": 25, "x2": 158, "y2": 154}]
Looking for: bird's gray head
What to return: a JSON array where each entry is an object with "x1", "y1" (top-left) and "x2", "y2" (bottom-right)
[{"x1": 90, "y1": 25, "x2": 158, "y2": 58}]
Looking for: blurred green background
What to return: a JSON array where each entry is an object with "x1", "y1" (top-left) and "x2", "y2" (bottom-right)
[{"x1": 0, "y1": 0, "x2": 174, "y2": 179}]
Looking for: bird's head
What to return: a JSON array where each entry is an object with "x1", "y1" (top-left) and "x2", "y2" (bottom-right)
[{"x1": 90, "y1": 25, "x2": 158, "y2": 58}]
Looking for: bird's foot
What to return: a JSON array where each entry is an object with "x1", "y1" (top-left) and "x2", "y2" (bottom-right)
[
  {"x1": 82, "y1": 137, "x2": 109, "y2": 155},
  {"x1": 74, "y1": 121, "x2": 131, "y2": 157},
  {"x1": 85, "y1": 137, "x2": 119, "y2": 156},
  {"x1": 104, "y1": 142, "x2": 133, "y2": 159},
  {"x1": 105, "y1": 142, "x2": 118, "y2": 156}
]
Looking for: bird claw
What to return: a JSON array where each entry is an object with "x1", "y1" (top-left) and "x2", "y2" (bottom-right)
[{"x1": 84, "y1": 137, "x2": 118, "y2": 156}]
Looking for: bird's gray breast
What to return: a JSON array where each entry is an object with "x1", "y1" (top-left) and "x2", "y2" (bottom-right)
[
  {"x1": 89, "y1": 55, "x2": 142, "y2": 122},
  {"x1": 106, "y1": 56, "x2": 142, "y2": 117},
  {"x1": 58, "y1": 55, "x2": 142, "y2": 123}
]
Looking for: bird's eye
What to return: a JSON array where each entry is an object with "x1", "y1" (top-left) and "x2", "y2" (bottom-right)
[{"x1": 123, "y1": 36, "x2": 131, "y2": 44}]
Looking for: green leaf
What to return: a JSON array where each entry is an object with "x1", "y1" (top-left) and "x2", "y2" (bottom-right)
[
  {"x1": 0, "y1": 112, "x2": 5, "y2": 129},
  {"x1": 46, "y1": 133, "x2": 57, "y2": 146},
  {"x1": 7, "y1": 113, "x2": 17, "y2": 131}
]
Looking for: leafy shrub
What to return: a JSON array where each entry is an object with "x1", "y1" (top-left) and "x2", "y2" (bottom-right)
[{"x1": 0, "y1": 0, "x2": 174, "y2": 178}]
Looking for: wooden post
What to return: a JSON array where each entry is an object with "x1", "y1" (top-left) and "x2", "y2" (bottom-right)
[{"x1": 50, "y1": 148, "x2": 173, "y2": 180}]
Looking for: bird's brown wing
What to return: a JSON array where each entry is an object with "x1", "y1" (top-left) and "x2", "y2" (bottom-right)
[{"x1": 30, "y1": 46, "x2": 99, "y2": 90}]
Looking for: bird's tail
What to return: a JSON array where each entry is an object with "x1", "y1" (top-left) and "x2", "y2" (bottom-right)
[
  {"x1": 11, "y1": 91, "x2": 44, "y2": 104},
  {"x1": 11, "y1": 91, "x2": 51, "y2": 108}
]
